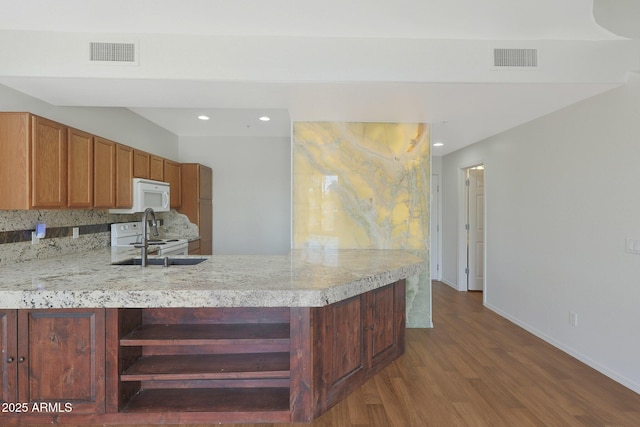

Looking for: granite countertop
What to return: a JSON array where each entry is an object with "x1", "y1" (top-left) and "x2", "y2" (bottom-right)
[{"x1": 0, "y1": 248, "x2": 425, "y2": 309}]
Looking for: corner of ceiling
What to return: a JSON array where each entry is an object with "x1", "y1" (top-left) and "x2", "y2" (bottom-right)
[{"x1": 593, "y1": 0, "x2": 640, "y2": 39}]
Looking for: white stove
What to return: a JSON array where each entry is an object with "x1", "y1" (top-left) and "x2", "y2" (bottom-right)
[{"x1": 110, "y1": 222, "x2": 189, "y2": 256}]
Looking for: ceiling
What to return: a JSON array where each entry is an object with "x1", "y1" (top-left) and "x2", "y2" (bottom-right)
[{"x1": 0, "y1": 0, "x2": 638, "y2": 155}]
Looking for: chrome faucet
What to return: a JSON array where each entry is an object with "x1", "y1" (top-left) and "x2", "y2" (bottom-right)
[{"x1": 135, "y1": 208, "x2": 159, "y2": 267}]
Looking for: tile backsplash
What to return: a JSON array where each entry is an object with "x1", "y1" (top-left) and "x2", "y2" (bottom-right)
[{"x1": 0, "y1": 209, "x2": 198, "y2": 266}]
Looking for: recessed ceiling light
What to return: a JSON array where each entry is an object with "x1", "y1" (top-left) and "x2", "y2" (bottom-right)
[
  {"x1": 197, "y1": 115, "x2": 210, "y2": 121},
  {"x1": 259, "y1": 116, "x2": 271, "y2": 122},
  {"x1": 433, "y1": 142, "x2": 444, "y2": 147}
]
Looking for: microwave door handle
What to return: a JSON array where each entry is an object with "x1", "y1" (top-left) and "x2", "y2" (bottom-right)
[{"x1": 163, "y1": 192, "x2": 169, "y2": 208}]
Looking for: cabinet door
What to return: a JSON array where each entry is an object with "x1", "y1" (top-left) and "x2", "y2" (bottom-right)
[
  {"x1": 200, "y1": 199, "x2": 213, "y2": 255},
  {"x1": 67, "y1": 128, "x2": 94, "y2": 208},
  {"x1": 178, "y1": 163, "x2": 198, "y2": 224},
  {"x1": 188, "y1": 240, "x2": 201, "y2": 255},
  {"x1": 179, "y1": 164, "x2": 213, "y2": 254},
  {"x1": 0, "y1": 113, "x2": 30, "y2": 210},
  {"x1": 164, "y1": 159, "x2": 181, "y2": 208},
  {"x1": 31, "y1": 116, "x2": 67, "y2": 208},
  {"x1": 133, "y1": 150, "x2": 150, "y2": 179},
  {"x1": 199, "y1": 164, "x2": 212, "y2": 200},
  {"x1": 315, "y1": 295, "x2": 367, "y2": 412},
  {"x1": 149, "y1": 155, "x2": 164, "y2": 181},
  {"x1": 366, "y1": 280, "x2": 405, "y2": 371},
  {"x1": 115, "y1": 144, "x2": 133, "y2": 208},
  {"x1": 0, "y1": 310, "x2": 17, "y2": 404},
  {"x1": 94, "y1": 137, "x2": 116, "y2": 208},
  {"x1": 17, "y1": 309, "x2": 106, "y2": 414}
]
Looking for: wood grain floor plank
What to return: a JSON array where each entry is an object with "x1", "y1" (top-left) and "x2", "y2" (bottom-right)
[
  {"x1": 346, "y1": 388, "x2": 370, "y2": 425},
  {"x1": 370, "y1": 373, "x2": 410, "y2": 427}
]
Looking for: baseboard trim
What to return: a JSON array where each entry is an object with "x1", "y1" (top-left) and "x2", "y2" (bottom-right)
[
  {"x1": 440, "y1": 279, "x2": 460, "y2": 291},
  {"x1": 484, "y1": 302, "x2": 640, "y2": 396}
]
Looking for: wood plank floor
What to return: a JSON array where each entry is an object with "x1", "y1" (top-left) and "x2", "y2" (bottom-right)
[{"x1": 74, "y1": 281, "x2": 640, "y2": 426}]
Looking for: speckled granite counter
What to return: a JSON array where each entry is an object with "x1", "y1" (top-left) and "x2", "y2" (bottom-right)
[{"x1": 0, "y1": 248, "x2": 425, "y2": 309}]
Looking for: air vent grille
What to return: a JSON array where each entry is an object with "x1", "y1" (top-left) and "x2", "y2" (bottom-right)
[
  {"x1": 90, "y1": 42, "x2": 136, "y2": 62},
  {"x1": 493, "y1": 48, "x2": 538, "y2": 68}
]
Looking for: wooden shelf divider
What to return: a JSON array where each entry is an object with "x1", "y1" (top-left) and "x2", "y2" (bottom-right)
[
  {"x1": 121, "y1": 352, "x2": 290, "y2": 381},
  {"x1": 120, "y1": 323, "x2": 290, "y2": 346}
]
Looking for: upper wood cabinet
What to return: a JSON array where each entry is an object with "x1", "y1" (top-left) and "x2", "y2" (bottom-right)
[
  {"x1": 67, "y1": 128, "x2": 94, "y2": 208},
  {"x1": 0, "y1": 113, "x2": 31, "y2": 209},
  {"x1": 164, "y1": 159, "x2": 181, "y2": 208},
  {"x1": 0, "y1": 113, "x2": 68, "y2": 209},
  {"x1": 0, "y1": 112, "x2": 177, "y2": 210},
  {"x1": 115, "y1": 144, "x2": 134, "y2": 208},
  {"x1": 93, "y1": 137, "x2": 116, "y2": 208},
  {"x1": 31, "y1": 116, "x2": 67, "y2": 208},
  {"x1": 135, "y1": 151, "x2": 166, "y2": 181},
  {"x1": 133, "y1": 150, "x2": 150, "y2": 179},
  {"x1": 149, "y1": 155, "x2": 164, "y2": 181}
]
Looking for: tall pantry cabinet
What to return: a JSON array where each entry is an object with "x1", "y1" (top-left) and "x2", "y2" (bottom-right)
[{"x1": 179, "y1": 164, "x2": 213, "y2": 255}]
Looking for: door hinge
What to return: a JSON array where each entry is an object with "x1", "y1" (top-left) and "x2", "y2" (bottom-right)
[
  {"x1": 465, "y1": 224, "x2": 470, "y2": 231},
  {"x1": 465, "y1": 179, "x2": 470, "y2": 186},
  {"x1": 465, "y1": 268, "x2": 469, "y2": 275}
]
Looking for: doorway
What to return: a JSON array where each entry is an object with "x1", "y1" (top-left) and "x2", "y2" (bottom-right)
[{"x1": 465, "y1": 165, "x2": 485, "y2": 291}]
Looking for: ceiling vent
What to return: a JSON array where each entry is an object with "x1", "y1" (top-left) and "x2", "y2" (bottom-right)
[
  {"x1": 90, "y1": 42, "x2": 137, "y2": 63},
  {"x1": 493, "y1": 48, "x2": 538, "y2": 68}
]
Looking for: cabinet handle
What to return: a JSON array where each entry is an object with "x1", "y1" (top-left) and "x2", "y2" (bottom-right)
[
  {"x1": 7, "y1": 357, "x2": 14, "y2": 363},
  {"x1": 18, "y1": 356, "x2": 25, "y2": 363}
]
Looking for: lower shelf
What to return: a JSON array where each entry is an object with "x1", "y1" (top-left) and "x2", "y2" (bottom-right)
[
  {"x1": 121, "y1": 352, "x2": 290, "y2": 381},
  {"x1": 122, "y1": 387, "x2": 290, "y2": 413}
]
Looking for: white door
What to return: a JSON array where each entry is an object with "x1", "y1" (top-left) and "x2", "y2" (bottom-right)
[
  {"x1": 430, "y1": 174, "x2": 440, "y2": 280},
  {"x1": 467, "y1": 167, "x2": 484, "y2": 291}
]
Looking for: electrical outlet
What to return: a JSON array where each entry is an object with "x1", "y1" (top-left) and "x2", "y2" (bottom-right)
[
  {"x1": 626, "y1": 238, "x2": 640, "y2": 254},
  {"x1": 73, "y1": 227, "x2": 80, "y2": 239},
  {"x1": 31, "y1": 231, "x2": 38, "y2": 245},
  {"x1": 569, "y1": 311, "x2": 578, "y2": 326}
]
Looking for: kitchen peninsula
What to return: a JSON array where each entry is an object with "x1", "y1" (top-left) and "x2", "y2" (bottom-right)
[{"x1": 0, "y1": 248, "x2": 424, "y2": 425}]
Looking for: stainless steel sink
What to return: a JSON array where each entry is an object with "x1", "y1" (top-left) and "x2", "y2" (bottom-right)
[{"x1": 113, "y1": 257, "x2": 207, "y2": 266}]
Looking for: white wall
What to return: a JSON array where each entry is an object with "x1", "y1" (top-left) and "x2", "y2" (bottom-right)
[
  {"x1": 441, "y1": 73, "x2": 640, "y2": 394},
  {"x1": 179, "y1": 135, "x2": 291, "y2": 255},
  {"x1": 0, "y1": 84, "x2": 179, "y2": 159}
]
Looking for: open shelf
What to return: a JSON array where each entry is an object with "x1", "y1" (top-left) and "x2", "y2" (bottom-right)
[
  {"x1": 122, "y1": 387, "x2": 290, "y2": 413},
  {"x1": 115, "y1": 309, "x2": 294, "y2": 418},
  {"x1": 120, "y1": 323, "x2": 290, "y2": 346},
  {"x1": 121, "y1": 352, "x2": 290, "y2": 381}
]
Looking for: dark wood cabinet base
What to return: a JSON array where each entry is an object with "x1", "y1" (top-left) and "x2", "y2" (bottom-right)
[{"x1": 0, "y1": 280, "x2": 405, "y2": 425}]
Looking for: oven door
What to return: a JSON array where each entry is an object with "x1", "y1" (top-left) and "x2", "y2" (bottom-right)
[{"x1": 158, "y1": 243, "x2": 189, "y2": 256}]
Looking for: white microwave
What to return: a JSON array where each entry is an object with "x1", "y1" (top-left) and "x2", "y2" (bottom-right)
[{"x1": 109, "y1": 178, "x2": 170, "y2": 214}]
